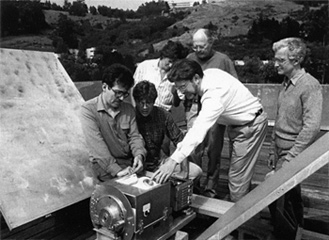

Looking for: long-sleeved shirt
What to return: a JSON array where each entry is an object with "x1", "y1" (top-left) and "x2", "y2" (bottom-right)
[
  {"x1": 183, "y1": 51, "x2": 238, "y2": 111},
  {"x1": 133, "y1": 58, "x2": 175, "y2": 111},
  {"x1": 187, "y1": 51, "x2": 238, "y2": 78},
  {"x1": 273, "y1": 69, "x2": 323, "y2": 161},
  {"x1": 171, "y1": 68, "x2": 263, "y2": 164},
  {"x1": 136, "y1": 106, "x2": 184, "y2": 164},
  {"x1": 80, "y1": 94, "x2": 146, "y2": 176}
]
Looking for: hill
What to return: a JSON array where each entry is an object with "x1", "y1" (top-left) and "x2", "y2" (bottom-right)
[
  {"x1": 0, "y1": 1, "x2": 303, "y2": 52},
  {"x1": 153, "y1": 0, "x2": 303, "y2": 50}
]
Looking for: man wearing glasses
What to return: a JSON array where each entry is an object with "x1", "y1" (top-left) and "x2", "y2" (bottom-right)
[
  {"x1": 185, "y1": 28, "x2": 238, "y2": 198},
  {"x1": 152, "y1": 59, "x2": 268, "y2": 202},
  {"x1": 80, "y1": 64, "x2": 146, "y2": 182}
]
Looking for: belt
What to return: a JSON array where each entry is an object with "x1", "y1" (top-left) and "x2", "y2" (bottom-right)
[{"x1": 231, "y1": 108, "x2": 263, "y2": 128}]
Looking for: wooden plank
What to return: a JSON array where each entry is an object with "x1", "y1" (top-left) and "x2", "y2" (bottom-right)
[
  {"x1": 158, "y1": 212, "x2": 196, "y2": 240},
  {"x1": 196, "y1": 132, "x2": 329, "y2": 240},
  {"x1": 190, "y1": 194, "x2": 234, "y2": 218}
]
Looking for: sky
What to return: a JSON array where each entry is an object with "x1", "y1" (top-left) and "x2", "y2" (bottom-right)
[
  {"x1": 44, "y1": 0, "x2": 160, "y2": 11},
  {"x1": 43, "y1": 0, "x2": 202, "y2": 11}
]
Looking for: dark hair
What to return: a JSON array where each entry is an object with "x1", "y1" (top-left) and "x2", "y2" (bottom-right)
[
  {"x1": 167, "y1": 59, "x2": 204, "y2": 83},
  {"x1": 160, "y1": 40, "x2": 188, "y2": 61},
  {"x1": 133, "y1": 80, "x2": 158, "y2": 103},
  {"x1": 102, "y1": 64, "x2": 134, "y2": 89}
]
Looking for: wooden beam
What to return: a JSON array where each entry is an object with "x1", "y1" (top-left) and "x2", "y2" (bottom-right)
[
  {"x1": 197, "y1": 132, "x2": 329, "y2": 240},
  {"x1": 190, "y1": 194, "x2": 234, "y2": 218}
]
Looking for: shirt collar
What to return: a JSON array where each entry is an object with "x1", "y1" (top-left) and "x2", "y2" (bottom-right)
[
  {"x1": 283, "y1": 69, "x2": 305, "y2": 88},
  {"x1": 96, "y1": 94, "x2": 106, "y2": 112},
  {"x1": 96, "y1": 93, "x2": 121, "y2": 116},
  {"x1": 290, "y1": 68, "x2": 305, "y2": 86}
]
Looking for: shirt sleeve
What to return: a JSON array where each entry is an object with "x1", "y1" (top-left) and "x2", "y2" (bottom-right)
[
  {"x1": 80, "y1": 105, "x2": 122, "y2": 176},
  {"x1": 165, "y1": 112, "x2": 184, "y2": 147},
  {"x1": 171, "y1": 89, "x2": 224, "y2": 163},
  {"x1": 127, "y1": 108, "x2": 147, "y2": 161},
  {"x1": 224, "y1": 58, "x2": 238, "y2": 79},
  {"x1": 133, "y1": 63, "x2": 144, "y2": 84},
  {"x1": 286, "y1": 84, "x2": 323, "y2": 161}
]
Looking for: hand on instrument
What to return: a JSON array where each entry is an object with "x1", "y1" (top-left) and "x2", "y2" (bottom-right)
[
  {"x1": 132, "y1": 155, "x2": 144, "y2": 174},
  {"x1": 151, "y1": 158, "x2": 177, "y2": 184},
  {"x1": 117, "y1": 167, "x2": 134, "y2": 177}
]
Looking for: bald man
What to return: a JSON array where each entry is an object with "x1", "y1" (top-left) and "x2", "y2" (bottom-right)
[{"x1": 186, "y1": 28, "x2": 238, "y2": 198}]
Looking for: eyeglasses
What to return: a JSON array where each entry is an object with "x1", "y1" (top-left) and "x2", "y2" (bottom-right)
[
  {"x1": 109, "y1": 87, "x2": 129, "y2": 98},
  {"x1": 273, "y1": 58, "x2": 289, "y2": 65},
  {"x1": 192, "y1": 44, "x2": 208, "y2": 51},
  {"x1": 175, "y1": 81, "x2": 190, "y2": 92}
]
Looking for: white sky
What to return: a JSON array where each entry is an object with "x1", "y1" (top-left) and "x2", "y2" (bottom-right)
[
  {"x1": 43, "y1": 0, "x2": 203, "y2": 10},
  {"x1": 43, "y1": 0, "x2": 150, "y2": 10}
]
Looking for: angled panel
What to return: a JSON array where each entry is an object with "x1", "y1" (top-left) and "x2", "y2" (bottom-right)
[{"x1": 0, "y1": 48, "x2": 95, "y2": 229}]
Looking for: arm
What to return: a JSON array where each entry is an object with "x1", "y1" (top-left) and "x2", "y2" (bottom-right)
[
  {"x1": 285, "y1": 84, "x2": 323, "y2": 161},
  {"x1": 80, "y1": 105, "x2": 122, "y2": 177},
  {"x1": 171, "y1": 90, "x2": 224, "y2": 164},
  {"x1": 165, "y1": 111, "x2": 184, "y2": 147},
  {"x1": 172, "y1": 87, "x2": 181, "y2": 108},
  {"x1": 127, "y1": 107, "x2": 147, "y2": 172}
]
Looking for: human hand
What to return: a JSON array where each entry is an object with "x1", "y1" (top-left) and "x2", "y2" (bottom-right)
[
  {"x1": 267, "y1": 153, "x2": 276, "y2": 170},
  {"x1": 264, "y1": 170, "x2": 275, "y2": 180},
  {"x1": 132, "y1": 155, "x2": 144, "y2": 174},
  {"x1": 117, "y1": 167, "x2": 133, "y2": 177},
  {"x1": 151, "y1": 158, "x2": 178, "y2": 184}
]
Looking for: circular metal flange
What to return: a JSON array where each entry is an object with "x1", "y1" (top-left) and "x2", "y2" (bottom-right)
[{"x1": 90, "y1": 183, "x2": 134, "y2": 240}]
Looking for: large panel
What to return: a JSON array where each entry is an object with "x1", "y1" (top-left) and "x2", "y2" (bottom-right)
[{"x1": 0, "y1": 48, "x2": 95, "y2": 230}]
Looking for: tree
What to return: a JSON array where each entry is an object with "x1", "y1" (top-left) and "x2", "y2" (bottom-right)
[
  {"x1": 69, "y1": 1, "x2": 88, "y2": 17},
  {"x1": 89, "y1": 6, "x2": 97, "y2": 15},
  {"x1": 1, "y1": 2, "x2": 20, "y2": 36},
  {"x1": 300, "y1": 5, "x2": 329, "y2": 45},
  {"x1": 19, "y1": 1, "x2": 48, "y2": 34},
  {"x1": 53, "y1": 14, "x2": 81, "y2": 49}
]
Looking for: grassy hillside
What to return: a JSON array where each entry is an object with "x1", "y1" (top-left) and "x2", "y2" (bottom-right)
[
  {"x1": 153, "y1": 0, "x2": 303, "y2": 51},
  {"x1": 0, "y1": 1, "x2": 303, "y2": 52}
]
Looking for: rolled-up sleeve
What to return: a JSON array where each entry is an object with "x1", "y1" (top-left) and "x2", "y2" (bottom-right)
[{"x1": 80, "y1": 104, "x2": 122, "y2": 176}]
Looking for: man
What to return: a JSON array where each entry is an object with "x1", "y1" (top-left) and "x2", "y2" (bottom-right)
[
  {"x1": 268, "y1": 37, "x2": 323, "y2": 239},
  {"x1": 152, "y1": 59, "x2": 268, "y2": 202},
  {"x1": 132, "y1": 40, "x2": 188, "y2": 156},
  {"x1": 80, "y1": 64, "x2": 146, "y2": 182},
  {"x1": 133, "y1": 80, "x2": 202, "y2": 180},
  {"x1": 186, "y1": 28, "x2": 238, "y2": 197}
]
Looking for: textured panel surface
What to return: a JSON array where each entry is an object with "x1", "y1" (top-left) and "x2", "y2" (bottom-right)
[{"x1": 0, "y1": 48, "x2": 94, "y2": 229}]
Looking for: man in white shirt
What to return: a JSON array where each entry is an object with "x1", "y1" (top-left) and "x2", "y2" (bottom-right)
[
  {"x1": 151, "y1": 59, "x2": 268, "y2": 202},
  {"x1": 132, "y1": 40, "x2": 187, "y2": 111}
]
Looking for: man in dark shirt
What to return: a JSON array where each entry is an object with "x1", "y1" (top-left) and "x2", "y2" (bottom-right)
[{"x1": 133, "y1": 80, "x2": 202, "y2": 180}]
